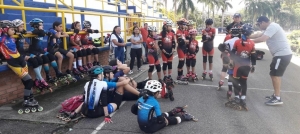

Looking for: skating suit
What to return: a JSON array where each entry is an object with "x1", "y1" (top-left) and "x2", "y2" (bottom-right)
[
  {"x1": 202, "y1": 27, "x2": 216, "y2": 56},
  {"x1": 186, "y1": 40, "x2": 199, "y2": 60},
  {"x1": 160, "y1": 32, "x2": 175, "y2": 62},
  {"x1": 29, "y1": 29, "x2": 46, "y2": 55},
  {"x1": 0, "y1": 35, "x2": 29, "y2": 78},
  {"x1": 136, "y1": 96, "x2": 162, "y2": 126},
  {"x1": 232, "y1": 39, "x2": 255, "y2": 79},
  {"x1": 224, "y1": 34, "x2": 232, "y2": 42},
  {"x1": 70, "y1": 34, "x2": 82, "y2": 50},
  {"x1": 80, "y1": 32, "x2": 94, "y2": 49},
  {"x1": 176, "y1": 29, "x2": 188, "y2": 58},
  {"x1": 224, "y1": 37, "x2": 239, "y2": 75},
  {"x1": 147, "y1": 37, "x2": 160, "y2": 65}
]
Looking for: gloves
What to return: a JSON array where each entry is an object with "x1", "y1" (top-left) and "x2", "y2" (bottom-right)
[
  {"x1": 251, "y1": 66, "x2": 255, "y2": 73},
  {"x1": 30, "y1": 54, "x2": 35, "y2": 58},
  {"x1": 86, "y1": 29, "x2": 93, "y2": 33},
  {"x1": 74, "y1": 29, "x2": 79, "y2": 34},
  {"x1": 53, "y1": 43, "x2": 59, "y2": 48},
  {"x1": 93, "y1": 30, "x2": 99, "y2": 33},
  {"x1": 104, "y1": 115, "x2": 112, "y2": 123}
]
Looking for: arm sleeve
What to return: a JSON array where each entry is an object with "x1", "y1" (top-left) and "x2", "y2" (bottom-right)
[
  {"x1": 106, "y1": 82, "x2": 117, "y2": 89},
  {"x1": 264, "y1": 24, "x2": 278, "y2": 38}
]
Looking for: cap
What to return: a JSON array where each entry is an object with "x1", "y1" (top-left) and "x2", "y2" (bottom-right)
[
  {"x1": 257, "y1": 16, "x2": 269, "y2": 22},
  {"x1": 233, "y1": 13, "x2": 241, "y2": 18}
]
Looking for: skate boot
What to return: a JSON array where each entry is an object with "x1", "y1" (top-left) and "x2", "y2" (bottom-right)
[
  {"x1": 40, "y1": 79, "x2": 53, "y2": 94},
  {"x1": 34, "y1": 79, "x2": 42, "y2": 91},
  {"x1": 57, "y1": 73, "x2": 69, "y2": 85},
  {"x1": 225, "y1": 97, "x2": 242, "y2": 110},
  {"x1": 191, "y1": 73, "x2": 198, "y2": 82},
  {"x1": 83, "y1": 65, "x2": 89, "y2": 72},
  {"x1": 163, "y1": 76, "x2": 175, "y2": 101},
  {"x1": 93, "y1": 61, "x2": 97, "y2": 66},
  {"x1": 87, "y1": 63, "x2": 93, "y2": 69},
  {"x1": 78, "y1": 66, "x2": 87, "y2": 74},
  {"x1": 179, "y1": 112, "x2": 198, "y2": 122},
  {"x1": 240, "y1": 99, "x2": 248, "y2": 111},
  {"x1": 73, "y1": 68, "x2": 84, "y2": 80},
  {"x1": 46, "y1": 75, "x2": 57, "y2": 86},
  {"x1": 201, "y1": 72, "x2": 207, "y2": 80},
  {"x1": 208, "y1": 72, "x2": 213, "y2": 81},
  {"x1": 174, "y1": 75, "x2": 188, "y2": 85},
  {"x1": 169, "y1": 105, "x2": 188, "y2": 115},
  {"x1": 66, "y1": 69, "x2": 78, "y2": 83},
  {"x1": 18, "y1": 99, "x2": 43, "y2": 114},
  {"x1": 226, "y1": 91, "x2": 232, "y2": 100},
  {"x1": 217, "y1": 80, "x2": 224, "y2": 90},
  {"x1": 62, "y1": 112, "x2": 78, "y2": 122}
]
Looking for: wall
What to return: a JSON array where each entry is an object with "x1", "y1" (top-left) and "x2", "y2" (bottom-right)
[{"x1": 0, "y1": 49, "x2": 109, "y2": 106}]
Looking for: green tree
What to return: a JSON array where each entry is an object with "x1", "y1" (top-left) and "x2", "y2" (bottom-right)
[
  {"x1": 177, "y1": 0, "x2": 196, "y2": 18},
  {"x1": 220, "y1": 0, "x2": 233, "y2": 29}
]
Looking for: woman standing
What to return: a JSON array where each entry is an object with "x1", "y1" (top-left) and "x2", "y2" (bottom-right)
[
  {"x1": 129, "y1": 26, "x2": 143, "y2": 74},
  {"x1": 110, "y1": 26, "x2": 126, "y2": 64}
]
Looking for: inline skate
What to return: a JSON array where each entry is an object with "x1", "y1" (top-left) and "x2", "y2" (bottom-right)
[
  {"x1": 18, "y1": 98, "x2": 43, "y2": 114},
  {"x1": 163, "y1": 76, "x2": 175, "y2": 101},
  {"x1": 217, "y1": 80, "x2": 224, "y2": 90},
  {"x1": 174, "y1": 75, "x2": 188, "y2": 85}
]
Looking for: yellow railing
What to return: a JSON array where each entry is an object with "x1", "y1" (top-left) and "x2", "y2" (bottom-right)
[{"x1": 0, "y1": 4, "x2": 163, "y2": 50}]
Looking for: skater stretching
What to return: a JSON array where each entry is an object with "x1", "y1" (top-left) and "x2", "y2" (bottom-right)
[
  {"x1": 131, "y1": 80, "x2": 197, "y2": 133},
  {"x1": 146, "y1": 25, "x2": 162, "y2": 81},
  {"x1": 0, "y1": 20, "x2": 42, "y2": 114},
  {"x1": 225, "y1": 24, "x2": 256, "y2": 111},
  {"x1": 13, "y1": 19, "x2": 52, "y2": 93},
  {"x1": 201, "y1": 18, "x2": 216, "y2": 81},
  {"x1": 158, "y1": 19, "x2": 176, "y2": 80},
  {"x1": 186, "y1": 29, "x2": 199, "y2": 81},
  {"x1": 175, "y1": 18, "x2": 188, "y2": 81}
]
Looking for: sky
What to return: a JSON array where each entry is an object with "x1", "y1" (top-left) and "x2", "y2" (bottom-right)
[{"x1": 165, "y1": 0, "x2": 245, "y2": 15}]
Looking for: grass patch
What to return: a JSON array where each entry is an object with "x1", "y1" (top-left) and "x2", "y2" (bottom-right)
[{"x1": 195, "y1": 36, "x2": 201, "y2": 40}]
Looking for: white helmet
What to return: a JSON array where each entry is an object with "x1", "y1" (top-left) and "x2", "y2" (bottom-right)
[
  {"x1": 12, "y1": 19, "x2": 24, "y2": 27},
  {"x1": 164, "y1": 19, "x2": 173, "y2": 26},
  {"x1": 83, "y1": 20, "x2": 91, "y2": 28},
  {"x1": 144, "y1": 80, "x2": 162, "y2": 93},
  {"x1": 147, "y1": 25, "x2": 157, "y2": 32},
  {"x1": 187, "y1": 20, "x2": 194, "y2": 25}
]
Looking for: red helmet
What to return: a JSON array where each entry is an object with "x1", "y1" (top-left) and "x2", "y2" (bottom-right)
[{"x1": 189, "y1": 29, "x2": 197, "y2": 35}]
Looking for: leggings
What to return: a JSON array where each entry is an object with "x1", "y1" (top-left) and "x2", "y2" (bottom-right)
[{"x1": 130, "y1": 48, "x2": 142, "y2": 70}]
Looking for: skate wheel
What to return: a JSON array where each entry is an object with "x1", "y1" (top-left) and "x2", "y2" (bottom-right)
[
  {"x1": 48, "y1": 88, "x2": 53, "y2": 93},
  {"x1": 38, "y1": 106, "x2": 43, "y2": 112},
  {"x1": 25, "y1": 108, "x2": 31, "y2": 113},
  {"x1": 192, "y1": 118, "x2": 198, "y2": 122},
  {"x1": 235, "y1": 105, "x2": 242, "y2": 110},
  {"x1": 18, "y1": 109, "x2": 24, "y2": 114},
  {"x1": 54, "y1": 83, "x2": 57, "y2": 86},
  {"x1": 31, "y1": 107, "x2": 37, "y2": 112},
  {"x1": 64, "y1": 117, "x2": 71, "y2": 122}
]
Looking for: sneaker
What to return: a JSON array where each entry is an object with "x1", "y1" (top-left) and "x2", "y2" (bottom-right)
[
  {"x1": 265, "y1": 94, "x2": 275, "y2": 100},
  {"x1": 128, "y1": 70, "x2": 133, "y2": 74},
  {"x1": 265, "y1": 97, "x2": 283, "y2": 105}
]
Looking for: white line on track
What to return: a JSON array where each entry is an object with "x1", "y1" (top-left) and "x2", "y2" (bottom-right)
[
  {"x1": 91, "y1": 55, "x2": 178, "y2": 134},
  {"x1": 188, "y1": 83, "x2": 300, "y2": 94}
]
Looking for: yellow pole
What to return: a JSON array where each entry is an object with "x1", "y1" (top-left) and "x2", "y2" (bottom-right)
[
  {"x1": 61, "y1": 12, "x2": 67, "y2": 50},
  {"x1": 21, "y1": 0, "x2": 26, "y2": 30},
  {"x1": 126, "y1": 0, "x2": 128, "y2": 13},
  {"x1": 71, "y1": 0, "x2": 74, "y2": 22},
  {"x1": 85, "y1": 0, "x2": 87, "y2": 8},
  {"x1": 115, "y1": 0, "x2": 118, "y2": 12},
  {"x1": 124, "y1": 16, "x2": 127, "y2": 43},
  {"x1": 55, "y1": 0, "x2": 58, "y2": 16},
  {"x1": 102, "y1": 0, "x2": 104, "y2": 10},
  {"x1": 100, "y1": 15, "x2": 104, "y2": 47},
  {"x1": 44, "y1": 0, "x2": 46, "y2": 2},
  {"x1": 0, "y1": 0, "x2": 4, "y2": 14}
]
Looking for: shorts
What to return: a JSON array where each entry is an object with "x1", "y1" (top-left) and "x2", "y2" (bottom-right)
[
  {"x1": 148, "y1": 54, "x2": 160, "y2": 65},
  {"x1": 161, "y1": 53, "x2": 173, "y2": 62},
  {"x1": 270, "y1": 54, "x2": 292, "y2": 77},
  {"x1": 122, "y1": 91, "x2": 139, "y2": 101},
  {"x1": 139, "y1": 118, "x2": 167, "y2": 133},
  {"x1": 177, "y1": 48, "x2": 185, "y2": 59},
  {"x1": 202, "y1": 47, "x2": 214, "y2": 56},
  {"x1": 233, "y1": 65, "x2": 251, "y2": 79},
  {"x1": 48, "y1": 47, "x2": 69, "y2": 56},
  {"x1": 186, "y1": 59, "x2": 196, "y2": 67},
  {"x1": 7, "y1": 57, "x2": 28, "y2": 78},
  {"x1": 81, "y1": 103, "x2": 115, "y2": 118}
]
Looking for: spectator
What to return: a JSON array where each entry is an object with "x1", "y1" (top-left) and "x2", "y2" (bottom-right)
[
  {"x1": 226, "y1": 13, "x2": 244, "y2": 34},
  {"x1": 140, "y1": 23, "x2": 149, "y2": 64},
  {"x1": 129, "y1": 26, "x2": 143, "y2": 74},
  {"x1": 110, "y1": 26, "x2": 126, "y2": 63}
]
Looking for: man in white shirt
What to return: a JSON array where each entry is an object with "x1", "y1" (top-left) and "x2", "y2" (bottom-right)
[{"x1": 251, "y1": 16, "x2": 293, "y2": 105}]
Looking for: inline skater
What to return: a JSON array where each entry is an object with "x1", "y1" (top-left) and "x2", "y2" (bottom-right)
[
  {"x1": 225, "y1": 23, "x2": 256, "y2": 111},
  {"x1": 185, "y1": 29, "x2": 199, "y2": 82},
  {"x1": 0, "y1": 20, "x2": 43, "y2": 114},
  {"x1": 201, "y1": 18, "x2": 216, "y2": 81},
  {"x1": 131, "y1": 80, "x2": 197, "y2": 133}
]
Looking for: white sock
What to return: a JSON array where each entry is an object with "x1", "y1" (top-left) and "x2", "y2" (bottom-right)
[
  {"x1": 175, "y1": 117, "x2": 181, "y2": 124},
  {"x1": 209, "y1": 70, "x2": 213, "y2": 73},
  {"x1": 276, "y1": 96, "x2": 280, "y2": 100},
  {"x1": 241, "y1": 95, "x2": 246, "y2": 100},
  {"x1": 78, "y1": 60, "x2": 82, "y2": 66},
  {"x1": 235, "y1": 95, "x2": 240, "y2": 99},
  {"x1": 73, "y1": 62, "x2": 77, "y2": 69}
]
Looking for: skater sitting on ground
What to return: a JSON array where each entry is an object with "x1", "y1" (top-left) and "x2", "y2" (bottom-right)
[
  {"x1": 0, "y1": 20, "x2": 40, "y2": 111},
  {"x1": 185, "y1": 29, "x2": 199, "y2": 81},
  {"x1": 201, "y1": 18, "x2": 216, "y2": 80},
  {"x1": 228, "y1": 23, "x2": 256, "y2": 110},
  {"x1": 109, "y1": 58, "x2": 130, "y2": 77},
  {"x1": 13, "y1": 19, "x2": 51, "y2": 93},
  {"x1": 131, "y1": 80, "x2": 196, "y2": 133}
]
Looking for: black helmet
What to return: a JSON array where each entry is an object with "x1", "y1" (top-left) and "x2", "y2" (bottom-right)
[
  {"x1": 102, "y1": 65, "x2": 113, "y2": 73},
  {"x1": 241, "y1": 23, "x2": 253, "y2": 36},
  {"x1": 205, "y1": 18, "x2": 213, "y2": 25}
]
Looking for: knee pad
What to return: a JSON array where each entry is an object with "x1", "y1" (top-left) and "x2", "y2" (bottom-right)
[
  {"x1": 191, "y1": 59, "x2": 196, "y2": 67},
  {"x1": 22, "y1": 75, "x2": 33, "y2": 89},
  {"x1": 155, "y1": 64, "x2": 161, "y2": 72},
  {"x1": 47, "y1": 54, "x2": 56, "y2": 62},
  {"x1": 92, "y1": 48, "x2": 99, "y2": 54},
  {"x1": 148, "y1": 65, "x2": 154, "y2": 72},
  {"x1": 177, "y1": 60, "x2": 185, "y2": 69},
  {"x1": 163, "y1": 63, "x2": 168, "y2": 71},
  {"x1": 86, "y1": 48, "x2": 92, "y2": 55},
  {"x1": 185, "y1": 59, "x2": 191, "y2": 67},
  {"x1": 167, "y1": 62, "x2": 172, "y2": 69},
  {"x1": 222, "y1": 66, "x2": 228, "y2": 72},
  {"x1": 203, "y1": 56, "x2": 207, "y2": 63},
  {"x1": 81, "y1": 49, "x2": 87, "y2": 56},
  {"x1": 41, "y1": 55, "x2": 50, "y2": 64},
  {"x1": 72, "y1": 52, "x2": 77, "y2": 58},
  {"x1": 166, "y1": 117, "x2": 178, "y2": 125},
  {"x1": 209, "y1": 56, "x2": 213, "y2": 63},
  {"x1": 76, "y1": 50, "x2": 82, "y2": 57},
  {"x1": 27, "y1": 58, "x2": 39, "y2": 68},
  {"x1": 35, "y1": 56, "x2": 43, "y2": 65}
]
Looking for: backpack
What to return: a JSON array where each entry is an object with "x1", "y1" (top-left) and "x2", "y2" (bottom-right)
[{"x1": 59, "y1": 95, "x2": 84, "y2": 113}]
